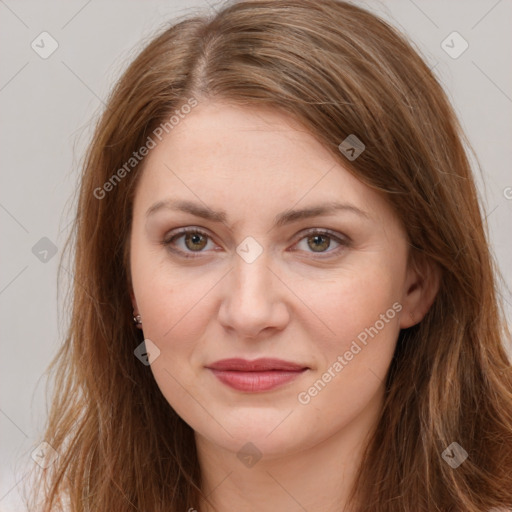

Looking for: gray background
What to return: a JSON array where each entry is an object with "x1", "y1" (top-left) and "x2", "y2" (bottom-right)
[{"x1": 1, "y1": 0, "x2": 511, "y2": 509}]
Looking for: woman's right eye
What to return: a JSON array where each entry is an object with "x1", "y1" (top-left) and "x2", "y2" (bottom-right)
[{"x1": 162, "y1": 228, "x2": 217, "y2": 258}]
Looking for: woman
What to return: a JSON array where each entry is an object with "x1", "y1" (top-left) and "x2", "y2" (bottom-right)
[{"x1": 28, "y1": 0, "x2": 512, "y2": 510}]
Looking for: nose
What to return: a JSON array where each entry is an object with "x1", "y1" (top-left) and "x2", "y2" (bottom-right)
[{"x1": 217, "y1": 249, "x2": 290, "y2": 339}]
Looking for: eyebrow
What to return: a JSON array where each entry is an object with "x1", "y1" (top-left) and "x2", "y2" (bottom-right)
[{"x1": 145, "y1": 198, "x2": 370, "y2": 228}]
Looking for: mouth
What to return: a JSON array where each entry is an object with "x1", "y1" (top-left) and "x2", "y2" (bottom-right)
[{"x1": 206, "y1": 358, "x2": 309, "y2": 392}]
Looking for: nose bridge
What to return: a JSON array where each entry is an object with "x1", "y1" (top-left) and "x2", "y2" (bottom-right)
[
  {"x1": 231, "y1": 246, "x2": 273, "y2": 306},
  {"x1": 218, "y1": 241, "x2": 288, "y2": 336}
]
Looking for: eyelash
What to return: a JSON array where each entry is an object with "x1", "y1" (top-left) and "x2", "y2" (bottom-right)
[{"x1": 161, "y1": 227, "x2": 350, "y2": 260}]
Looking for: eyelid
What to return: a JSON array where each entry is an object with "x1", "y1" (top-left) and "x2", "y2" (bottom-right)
[
  {"x1": 293, "y1": 227, "x2": 351, "y2": 244},
  {"x1": 163, "y1": 226, "x2": 212, "y2": 244}
]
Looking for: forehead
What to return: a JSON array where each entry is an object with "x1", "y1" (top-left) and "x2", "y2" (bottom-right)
[
  {"x1": 150, "y1": 101, "x2": 334, "y2": 174},
  {"x1": 133, "y1": 101, "x2": 393, "y2": 227}
]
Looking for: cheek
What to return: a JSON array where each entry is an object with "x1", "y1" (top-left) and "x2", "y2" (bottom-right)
[
  {"x1": 131, "y1": 265, "x2": 216, "y2": 423},
  {"x1": 294, "y1": 259, "x2": 401, "y2": 351},
  {"x1": 291, "y1": 260, "x2": 402, "y2": 419},
  {"x1": 134, "y1": 270, "x2": 217, "y2": 350},
  {"x1": 130, "y1": 237, "x2": 215, "y2": 334}
]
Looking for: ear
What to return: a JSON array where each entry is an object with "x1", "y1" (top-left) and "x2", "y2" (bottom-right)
[{"x1": 399, "y1": 252, "x2": 441, "y2": 329}]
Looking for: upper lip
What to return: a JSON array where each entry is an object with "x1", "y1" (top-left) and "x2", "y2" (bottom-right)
[{"x1": 206, "y1": 358, "x2": 308, "y2": 372}]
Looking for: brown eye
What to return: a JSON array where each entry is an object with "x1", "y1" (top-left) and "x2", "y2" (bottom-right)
[
  {"x1": 184, "y1": 232, "x2": 208, "y2": 251},
  {"x1": 163, "y1": 228, "x2": 215, "y2": 258},
  {"x1": 307, "y1": 234, "x2": 331, "y2": 252},
  {"x1": 293, "y1": 229, "x2": 349, "y2": 257}
]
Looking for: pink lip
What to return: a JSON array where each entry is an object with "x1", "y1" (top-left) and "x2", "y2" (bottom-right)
[{"x1": 206, "y1": 358, "x2": 309, "y2": 392}]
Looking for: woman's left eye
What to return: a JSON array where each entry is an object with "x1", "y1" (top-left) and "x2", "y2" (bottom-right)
[
  {"x1": 162, "y1": 228, "x2": 349, "y2": 259},
  {"x1": 292, "y1": 229, "x2": 348, "y2": 256}
]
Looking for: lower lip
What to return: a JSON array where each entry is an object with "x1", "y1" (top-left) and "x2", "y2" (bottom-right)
[{"x1": 208, "y1": 369, "x2": 307, "y2": 392}]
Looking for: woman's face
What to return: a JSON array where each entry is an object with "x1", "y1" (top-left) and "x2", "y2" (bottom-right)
[{"x1": 129, "y1": 101, "x2": 420, "y2": 458}]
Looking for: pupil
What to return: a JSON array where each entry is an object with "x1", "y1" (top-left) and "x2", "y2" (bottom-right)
[
  {"x1": 186, "y1": 233, "x2": 207, "y2": 251},
  {"x1": 309, "y1": 234, "x2": 329, "y2": 252}
]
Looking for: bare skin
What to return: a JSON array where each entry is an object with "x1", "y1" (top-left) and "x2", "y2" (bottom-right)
[{"x1": 129, "y1": 101, "x2": 439, "y2": 511}]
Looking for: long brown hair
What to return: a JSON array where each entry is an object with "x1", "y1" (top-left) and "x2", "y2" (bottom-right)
[{"x1": 26, "y1": 1, "x2": 512, "y2": 510}]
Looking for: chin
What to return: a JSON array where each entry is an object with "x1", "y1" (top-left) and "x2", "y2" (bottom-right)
[{"x1": 193, "y1": 410, "x2": 314, "y2": 459}]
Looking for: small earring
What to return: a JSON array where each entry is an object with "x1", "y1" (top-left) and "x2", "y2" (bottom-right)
[{"x1": 133, "y1": 313, "x2": 142, "y2": 327}]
